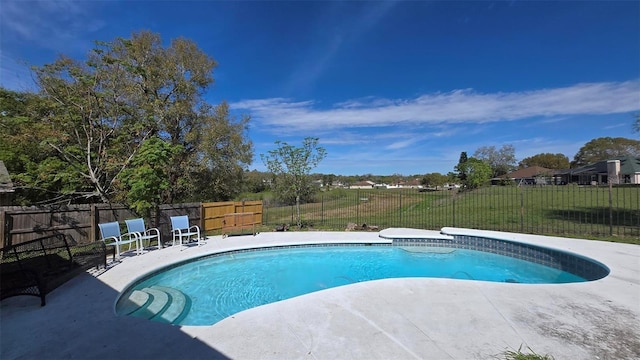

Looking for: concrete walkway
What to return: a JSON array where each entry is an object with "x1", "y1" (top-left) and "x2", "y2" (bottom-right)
[{"x1": 1, "y1": 229, "x2": 638, "y2": 359}]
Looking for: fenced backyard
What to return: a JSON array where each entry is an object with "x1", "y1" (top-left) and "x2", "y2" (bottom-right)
[
  {"x1": 262, "y1": 185, "x2": 640, "y2": 243},
  {"x1": 1, "y1": 201, "x2": 266, "y2": 248},
  {"x1": 2, "y1": 185, "x2": 638, "y2": 247}
]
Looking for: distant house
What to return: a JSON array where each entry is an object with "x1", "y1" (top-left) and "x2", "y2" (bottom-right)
[
  {"x1": 556, "y1": 156, "x2": 640, "y2": 185},
  {"x1": 498, "y1": 166, "x2": 559, "y2": 185},
  {"x1": 349, "y1": 180, "x2": 375, "y2": 189},
  {"x1": 397, "y1": 178, "x2": 423, "y2": 189},
  {"x1": 442, "y1": 183, "x2": 460, "y2": 190},
  {"x1": 0, "y1": 161, "x2": 15, "y2": 205}
]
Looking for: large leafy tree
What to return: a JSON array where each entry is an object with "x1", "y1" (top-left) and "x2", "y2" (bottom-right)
[
  {"x1": 0, "y1": 88, "x2": 86, "y2": 204},
  {"x1": 5, "y1": 30, "x2": 252, "y2": 209},
  {"x1": 473, "y1": 144, "x2": 517, "y2": 177},
  {"x1": 112, "y1": 32, "x2": 224, "y2": 203},
  {"x1": 191, "y1": 101, "x2": 253, "y2": 202},
  {"x1": 519, "y1": 153, "x2": 570, "y2": 169},
  {"x1": 456, "y1": 158, "x2": 492, "y2": 189},
  {"x1": 34, "y1": 52, "x2": 144, "y2": 203},
  {"x1": 261, "y1": 137, "x2": 326, "y2": 227},
  {"x1": 571, "y1": 137, "x2": 640, "y2": 167},
  {"x1": 421, "y1": 172, "x2": 448, "y2": 188}
]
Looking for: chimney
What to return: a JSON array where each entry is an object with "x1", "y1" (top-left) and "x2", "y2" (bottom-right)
[{"x1": 607, "y1": 160, "x2": 621, "y2": 184}]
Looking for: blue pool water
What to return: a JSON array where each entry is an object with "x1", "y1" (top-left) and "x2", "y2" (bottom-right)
[{"x1": 118, "y1": 245, "x2": 586, "y2": 326}]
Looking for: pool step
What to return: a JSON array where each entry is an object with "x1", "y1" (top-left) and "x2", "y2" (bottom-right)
[
  {"x1": 124, "y1": 286, "x2": 190, "y2": 325},
  {"x1": 120, "y1": 290, "x2": 152, "y2": 315},
  {"x1": 150, "y1": 285, "x2": 189, "y2": 324}
]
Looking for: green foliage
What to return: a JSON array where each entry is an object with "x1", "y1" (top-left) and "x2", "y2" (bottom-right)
[
  {"x1": 322, "y1": 173, "x2": 336, "y2": 189},
  {"x1": 571, "y1": 137, "x2": 640, "y2": 167},
  {"x1": 0, "y1": 87, "x2": 90, "y2": 204},
  {"x1": 32, "y1": 37, "x2": 163, "y2": 203},
  {"x1": 121, "y1": 136, "x2": 180, "y2": 219},
  {"x1": 455, "y1": 151, "x2": 468, "y2": 181},
  {"x1": 192, "y1": 101, "x2": 253, "y2": 202},
  {"x1": 496, "y1": 177, "x2": 516, "y2": 186},
  {"x1": 473, "y1": 144, "x2": 517, "y2": 177},
  {"x1": 519, "y1": 153, "x2": 570, "y2": 169},
  {"x1": 234, "y1": 190, "x2": 274, "y2": 202},
  {"x1": 243, "y1": 170, "x2": 270, "y2": 193},
  {"x1": 421, "y1": 172, "x2": 448, "y2": 187},
  {"x1": 274, "y1": 181, "x2": 317, "y2": 205},
  {"x1": 457, "y1": 158, "x2": 492, "y2": 189},
  {"x1": 261, "y1": 137, "x2": 327, "y2": 227},
  {"x1": 499, "y1": 345, "x2": 554, "y2": 360},
  {"x1": 2, "y1": 31, "x2": 252, "y2": 207}
]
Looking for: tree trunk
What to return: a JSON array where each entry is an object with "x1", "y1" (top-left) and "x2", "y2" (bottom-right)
[{"x1": 295, "y1": 194, "x2": 302, "y2": 228}]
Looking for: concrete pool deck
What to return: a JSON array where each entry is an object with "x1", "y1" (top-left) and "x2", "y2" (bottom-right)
[{"x1": 1, "y1": 228, "x2": 638, "y2": 359}]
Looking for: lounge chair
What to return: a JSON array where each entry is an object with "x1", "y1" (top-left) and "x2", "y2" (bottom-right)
[
  {"x1": 98, "y1": 221, "x2": 141, "y2": 258},
  {"x1": 170, "y1": 215, "x2": 203, "y2": 249},
  {"x1": 125, "y1": 218, "x2": 162, "y2": 250}
]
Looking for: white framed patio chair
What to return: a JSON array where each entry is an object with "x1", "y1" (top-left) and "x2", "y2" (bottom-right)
[
  {"x1": 98, "y1": 221, "x2": 141, "y2": 259},
  {"x1": 170, "y1": 215, "x2": 203, "y2": 249},
  {"x1": 125, "y1": 218, "x2": 162, "y2": 250}
]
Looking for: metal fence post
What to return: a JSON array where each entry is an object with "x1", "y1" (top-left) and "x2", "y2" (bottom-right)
[
  {"x1": 520, "y1": 187, "x2": 524, "y2": 233},
  {"x1": 452, "y1": 194, "x2": 456, "y2": 227},
  {"x1": 321, "y1": 194, "x2": 324, "y2": 226},
  {"x1": 609, "y1": 182, "x2": 614, "y2": 236},
  {"x1": 399, "y1": 191, "x2": 403, "y2": 226},
  {"x1": 356, "y1": 189, "x2": 360, "y2": 225}
]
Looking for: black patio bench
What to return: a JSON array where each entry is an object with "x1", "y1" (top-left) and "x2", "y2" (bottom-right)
[{"x1": 0, "y1": 234, "x2": 109, "y2": 306}]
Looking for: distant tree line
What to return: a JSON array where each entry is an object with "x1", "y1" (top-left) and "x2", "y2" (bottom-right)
[{"x1": 451, "y1": 136, "x2": 640, "y2": 190}]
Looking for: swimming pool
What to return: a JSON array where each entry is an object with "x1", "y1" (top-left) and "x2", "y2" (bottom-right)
[{"x1": 115, "y1": 243, "x2": 606, "y2": 326}]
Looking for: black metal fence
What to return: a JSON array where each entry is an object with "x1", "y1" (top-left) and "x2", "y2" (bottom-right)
[{"x1": 262, "y1": 185, "x2": 640, "y2": 242}]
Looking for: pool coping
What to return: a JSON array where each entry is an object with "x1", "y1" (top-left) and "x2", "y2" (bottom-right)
[{"x1": 1, "y1": 228, "x2": 639, "y2": 359}]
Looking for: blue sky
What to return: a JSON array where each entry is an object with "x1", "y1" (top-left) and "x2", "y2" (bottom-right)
[{"x1": 1, "y1": 1, "x2": 639, "y2": 176}]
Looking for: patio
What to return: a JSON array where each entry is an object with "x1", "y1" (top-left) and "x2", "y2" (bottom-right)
[{"x1": 1, "y1": 229, "x2": 639, "y2": 359}]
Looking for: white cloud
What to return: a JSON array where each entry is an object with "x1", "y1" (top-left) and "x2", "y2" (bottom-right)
[
  {"x1": 232, "y1": 81, "x2": 640, "y2": 133},
  {"x1": 386, "y1": 138, "x2": 420, "y2": 150},
  {"x1": 603, "y1": 122, "x2": 629, "y2": 130}
]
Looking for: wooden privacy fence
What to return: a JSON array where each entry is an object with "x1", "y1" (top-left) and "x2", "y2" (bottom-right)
[
  {"x1": 202, "y1": 200, "x2": 263, "y2": 234},
  {"x1": 0, "y1": 202, "x2": 238, "y2": 248}
]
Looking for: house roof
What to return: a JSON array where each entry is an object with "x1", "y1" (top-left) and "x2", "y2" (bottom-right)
[
  {"x1": 503, "y1": 166, "x2": 556, "y2": 179},
  {"x1": 0, "y1": 161, "x2": 15, "y2": 193},
  {"x1": 619, "y1": 156, "x2": 640, "y2": 174},
  {"x1": 562, "y1": 156, "x2": 640, "y2": 175},
  {"x1": 567, "y1": 161, "x2": 609, "y2": 175}
]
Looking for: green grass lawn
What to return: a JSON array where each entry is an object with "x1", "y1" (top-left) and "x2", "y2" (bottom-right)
[{"x1": 261, "y1": 185, "x2": 639, "y2": 244}]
